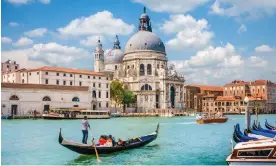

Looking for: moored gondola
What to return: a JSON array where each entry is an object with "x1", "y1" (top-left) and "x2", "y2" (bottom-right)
[
  {"x1": 244, "y1": 126, "x2": 275, "y2": 138},
  {"x1": 265, "y1": 119, "x2": 276, "y2": 130},
  {"x1": 252, "y1": 121, "x2": 276, "y2": 135},
  {"x1": 58, "y1": 124, "x2": 159, "y2": 155},
  {"x1": 233, "y1": 124, "x2": 258, "y2": 143}
]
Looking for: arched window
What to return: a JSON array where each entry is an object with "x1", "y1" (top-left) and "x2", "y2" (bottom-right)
[
  {"x1": 115, "y1": 65, "x2": 117, "y2": 70},
  {"x1": 72, "y1": 97, "x2": 80, "y2": 102},
  {"x1": 42, "y1": 96, "x2": 51, "y2": 101},
  {"x1": 10, "y1": 95, "x2": 19, "y2": 100},
  {"x1": 147, "y1": 64, "x2": 152, "y2": 75},
  {"x1": 140, "y1": 64, "x2": 145, "y2": 76},
  {"x1": 22, "y1": 79, "x2": 24, "y2": 83},
  {"x1": 141, "y1": 84, "x2": 152, "y2": 91}
]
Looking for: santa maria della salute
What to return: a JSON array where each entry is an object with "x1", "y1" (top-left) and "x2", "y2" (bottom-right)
[
  {"x1": 94, "y1": 7, "x2": 185, "y2": 112},
  {"x1": 1, "y1": 7, "x2": 185, "y2": 117}
]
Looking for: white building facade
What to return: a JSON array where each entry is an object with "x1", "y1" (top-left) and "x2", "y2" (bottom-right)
[
  {"x1": 94, "y1": 8, "x2": 185, "y2": 112},
  {"x1": 1, "y1": 83, "x2": 110, "y2": 116}
]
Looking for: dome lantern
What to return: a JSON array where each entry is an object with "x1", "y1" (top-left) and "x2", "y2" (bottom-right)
[
  {"x1": 113, "y1": 35, "x2": 121, "y2": 49},
  {"x1": 139, "y1": 7, "x2": 152, "y2": 32}
]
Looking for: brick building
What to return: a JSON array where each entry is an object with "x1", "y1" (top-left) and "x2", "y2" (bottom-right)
[
  {"x1": 201, "y1": 80, "x2": 276, "y2": 114},
  {"x1": 184, "y1": 85, "x2": 223, "y2": 112}
]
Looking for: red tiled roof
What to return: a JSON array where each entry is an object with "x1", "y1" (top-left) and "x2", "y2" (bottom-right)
[
  {"x1": 203, "y1": 94, "x2": 215, "y2": 98},
  {"x1": 2, "y1": 83, "x2": 89, "y2": 91},
  {"x1": 24, "y1": 66, "x2": 105, "y2": 76},
  {"x1": 247, "y1": 96, "x2": 265, "y2": 101},
  {"x1": 250, "y1": 80, "x2": 273, "y2": 86},
  {"x1": 225, "y1": 80, "x2": 250, "y2": 86},
  {"x1": 215, "y1": 96, "x2": 237, "y2": 101},
  {"x1": 185, "y1": 84, "x2": 223, "y2": 92}
]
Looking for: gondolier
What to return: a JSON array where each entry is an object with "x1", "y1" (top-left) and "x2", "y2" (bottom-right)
[{"x1": 81, "y1": 116, "x2": 90, "y2": 144}]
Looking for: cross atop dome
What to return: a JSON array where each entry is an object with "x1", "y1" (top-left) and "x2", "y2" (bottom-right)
[{"x1": 139, "y1": 7, "x2": 152, "y2": 32}]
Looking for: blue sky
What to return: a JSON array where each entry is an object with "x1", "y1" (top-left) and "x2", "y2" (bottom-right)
[{"x1": 2, "y1": 0, "x2": 276, "y2": 85}]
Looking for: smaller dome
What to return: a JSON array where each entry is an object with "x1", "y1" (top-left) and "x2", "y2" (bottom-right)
[{"x1": 105, "y1": 49, "x2": 124, "y2": 64}]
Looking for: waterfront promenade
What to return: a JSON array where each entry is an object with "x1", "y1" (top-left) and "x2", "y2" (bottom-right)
[{"x1": 2, "y1": 114, "x2": 276, "y2": 165}]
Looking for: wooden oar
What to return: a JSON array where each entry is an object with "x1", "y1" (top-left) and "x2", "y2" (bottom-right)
[{"x1": 90, "y1": 129, "x2": 101, "y2": 162}]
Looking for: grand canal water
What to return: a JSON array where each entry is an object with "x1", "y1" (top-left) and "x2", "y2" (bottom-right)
[{"x1": 2, "y1": 115, "x2": 276, "y2": 165}]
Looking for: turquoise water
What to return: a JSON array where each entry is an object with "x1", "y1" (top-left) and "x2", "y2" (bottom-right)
[{"x1": 2, "y1": 115, "x2": 276, "y2": 165}]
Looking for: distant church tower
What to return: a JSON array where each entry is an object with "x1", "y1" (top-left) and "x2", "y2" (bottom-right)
[{"x1": 94, "y1": 37, "x2": 104, "y2": 72}]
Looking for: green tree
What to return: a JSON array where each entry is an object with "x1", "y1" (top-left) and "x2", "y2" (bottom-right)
[
  {"x1": 110, "y1": 80, "x2": 124, "y2": 111},
  {"x1": 122, "y1": 90, "x2": 135, "y2": 112}
]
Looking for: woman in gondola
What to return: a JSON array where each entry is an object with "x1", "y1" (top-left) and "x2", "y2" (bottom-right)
[{"x1": 98, "y1": 136, "x2": 107, "y2": 146}]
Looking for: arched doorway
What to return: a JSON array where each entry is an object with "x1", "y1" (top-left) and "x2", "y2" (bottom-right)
[
  {"x1": 93, "y1": 104, "x2": 96, "y2": 110},
  {"x1": 42, "y1": 96, "x2": 51, "y2": 112},
  {"x1": 10, "y1": 95, "x2": 19, "y2": 116},
  {"x1": 170, "y1": 87, "x2": 175, "y2": 108}
]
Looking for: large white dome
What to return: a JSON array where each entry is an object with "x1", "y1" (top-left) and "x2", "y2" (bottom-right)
[{"x1": 125, "y1": 31, "x2": 166, "y2": 54}]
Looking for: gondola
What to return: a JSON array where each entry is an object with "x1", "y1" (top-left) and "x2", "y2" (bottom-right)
[
  {"x1": 58, "y1": 124, "x2": 159, "y2": 155},
  {"x1": 252, "y1": 121, "x2": 276, "y2": 135},
  {"x1": 265, "y1": 119, "x2": 276, "y2": 130},
  {"x1": 244, "y1": 126, "x2": 275, "y2": 138},
  {"x1": 233, "y1": 124, "x2": 258, "y2": 143}
]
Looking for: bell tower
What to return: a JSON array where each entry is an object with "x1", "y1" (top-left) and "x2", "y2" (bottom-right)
[
  {"x1": 94, "y1": 37, "x2": 104, "y2": 72},
  {"x1": 138, "y1": 7, "x2": 152, "y2": 32}
]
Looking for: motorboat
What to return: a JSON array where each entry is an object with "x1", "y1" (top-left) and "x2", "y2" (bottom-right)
[{"x1": 226, "y1": 138, "x2": 276, "y2": 165}]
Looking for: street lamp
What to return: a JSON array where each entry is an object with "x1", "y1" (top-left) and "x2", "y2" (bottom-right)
[{"x1": 244, "y1": 96, "x2": 250, "y2": 130}]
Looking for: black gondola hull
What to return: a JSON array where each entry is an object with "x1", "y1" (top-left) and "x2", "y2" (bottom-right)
[
  {"x1": 58, "y1": 124, "x2": 159, "y2": 155},
  {"x1": 265, "y1": 119, "x2": 276, "y2": 130}
]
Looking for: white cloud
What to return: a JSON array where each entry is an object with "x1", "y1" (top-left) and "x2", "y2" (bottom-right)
[
  {"x1": 24, "y1": 28, "x2": 48, "y2": 37},
  {"x1": 238, "y1": 24, "x2": 247, "y2": 34},
  {"x1": 133, "y1": 0, "x2": 209, "y2": 13},
  {"x1": 57, "y1": 11, "x2": 134, "y2": 37},
  {"x1": 248, "y1": 56, "x2": 268, "y2": 68},
  {"x1": 29, "y1": 43, "x2": 90, "y2": 66},
  {"x1": 9, "y1": 22, "x2": 19, "y2": 27},
  {"x1": 1, "y1": 37, "x2": 13, "y2": 44},
  {"x1": 7, "y1": 0, "x2": 51, "y2": 5},
  {"x1": 39, "y1": 0, "x2": 50, "y2": 4},
  {"x1": 161, "y1": 14, "x2": 213, "y2": 51},
  {"x1": 210, "y1": 0, "x2": 276, "y2": 19},
  {"x1": 188, "y1": 43, "x2": 243, "y2": 67},
  {"x1": 80, "y1": 36, "x2": 104, "y2": 47},
  {"x1": 7, "y1": 0, "x2": 31, "y2": 5},
  {"x1": 13, "y1": 37, "x2": 34, "y2": 47},
  {"x1": 170, "y1": 43, "x2": 245, "y2": 85},
  {"x1": 255, "y1": 45, "x2": 274, "y2": 52},
  {"x1": 170, "y1": 42, "x2": 276, "y2": 85},
  {"x1": 2, "y1": 49, "x2": 46, "y2": 68},
  {"x1": 2, "y1": 43, "x2": 90, "y2": 67}
]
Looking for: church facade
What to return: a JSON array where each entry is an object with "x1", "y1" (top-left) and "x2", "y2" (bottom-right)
[{"x1": 94, "y1": 8, "x2": 185, "y2": 112}]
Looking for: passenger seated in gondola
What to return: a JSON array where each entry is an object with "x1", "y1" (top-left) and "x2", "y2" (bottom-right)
[
  {"x1": 108, "y1": 135, "x2": 116, "y2": 146},
  {"x1": 98, "y1": 136, "x2": 107, "y2": 146},
  {"x1": 117, "y1": 138, "x2": 126, "y2": 146},
  {"x1": 104, "y1": 137, "x2": 113, "y2": 147}
]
